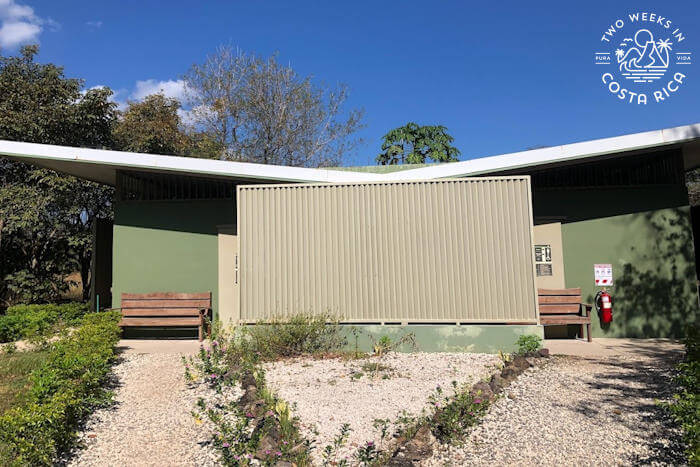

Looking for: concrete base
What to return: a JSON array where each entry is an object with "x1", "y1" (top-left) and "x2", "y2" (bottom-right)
[
  {"x1": 117, "y1": 339, "x2": 202, "y2": 355},
  {"x1": 342, "y1": 324, "x2": 544, "y2": 354},
  {"x1": 544, "y1": 337, "x2": 683, "y2": 358}
]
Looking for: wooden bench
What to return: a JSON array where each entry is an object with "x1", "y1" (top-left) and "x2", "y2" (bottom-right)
[
  {"x1": 117, "y1": 292, "x2": 212, "y2": 341},
  {"x1": 538, "y1": 288, "x2": 592, "y2": 342}
]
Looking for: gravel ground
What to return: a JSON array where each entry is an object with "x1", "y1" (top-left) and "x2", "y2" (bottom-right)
[
  {"x1": 264, "y1": 352, "x2": 500, "y2": 463},
  {"x1": 426, "y1": 352, "x2": 686, "y2": 466},
  {"x1": 66, "y1": 353, "x2": 235, "y2": 467}
]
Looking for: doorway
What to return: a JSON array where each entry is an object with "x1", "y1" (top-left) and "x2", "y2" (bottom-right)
[{"x1": 217, "y1": 224, "x2": 239, "y2": 326}]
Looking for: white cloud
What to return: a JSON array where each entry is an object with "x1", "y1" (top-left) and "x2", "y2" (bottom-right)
[
  {"x1": 86, "y1": 20, "x2": 102, "y2": 29},
  {"x1": 132, "y1": 79, "x2": 187, "y2": 101},
  {"x1": 0, "y1": 0, "x2": 55, "y2": 49},
  {"x1": 0, "y1": 20, "x2": 39, "y2": 48}
]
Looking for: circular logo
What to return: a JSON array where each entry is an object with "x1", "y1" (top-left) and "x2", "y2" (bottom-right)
[{"x1": 595, "y1": 12, "x2": 692, "y2": 104}]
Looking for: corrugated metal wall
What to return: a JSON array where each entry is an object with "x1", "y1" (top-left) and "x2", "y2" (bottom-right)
[{"x1": 237, "y1": 178, "x2": 538, "y2": 323}]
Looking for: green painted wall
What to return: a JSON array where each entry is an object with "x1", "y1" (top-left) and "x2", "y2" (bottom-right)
[
  {"x1": 112, "y1": 199, "x2": 235, "y2": 318},
  {"x1": 338, "y1": 324, "x2": 543, "y2": 353},
  {"x1": 533, "y1": 185, "x2": 698, "y2": 338}
]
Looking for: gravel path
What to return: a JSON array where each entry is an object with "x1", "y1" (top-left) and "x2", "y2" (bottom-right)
[
  {"x1": 265, "y1": 352, "x2": 500, "y2": 463},
  {"x1": 66, "y1": 353, "x2": 221, "y2": 467},
  {"x1": 426, "y1": 353, "x2": 686, "y2": 466}
]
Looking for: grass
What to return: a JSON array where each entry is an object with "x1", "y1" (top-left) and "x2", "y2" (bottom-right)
[{"x1": 0, "y1": 349, "x2": 49, "y2": 415}]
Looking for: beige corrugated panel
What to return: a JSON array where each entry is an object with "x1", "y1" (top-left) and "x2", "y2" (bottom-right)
[{"x1": 237, "y1": 177, "x2": 538, "y2": 323}]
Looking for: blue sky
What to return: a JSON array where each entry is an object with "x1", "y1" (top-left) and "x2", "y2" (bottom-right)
[{"x1": 1, "y1": 0, "x2": 698, "y2": 166}]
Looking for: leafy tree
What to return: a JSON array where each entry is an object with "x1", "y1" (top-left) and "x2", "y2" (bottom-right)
[
  {"x1": 0, "y1": 46, "x2": 117, "y2": 306},
  {"x1": 113, "y1": 93, "x2": 188, "y2": 155},
  {"x1": 376, "y1": 122, "x2": 460, "y2": 165},
  {"x1": 184, "y1": 46, "x2": 364, "y2": 167}
]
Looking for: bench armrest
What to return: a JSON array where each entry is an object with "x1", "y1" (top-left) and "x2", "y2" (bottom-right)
[{"x1": 582, "y1": 304, "x2": 592, "y2": 317}]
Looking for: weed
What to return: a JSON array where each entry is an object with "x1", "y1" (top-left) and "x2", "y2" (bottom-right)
[
  {"x1": 515, "y1": 334, "x2": 542, "y2": 355},
  {"x1": 322, "y1": 423, "x2": 352, "y2": 466},
  {"x1": 428, "y1": 380, "x2": 490, "y2": 443}
]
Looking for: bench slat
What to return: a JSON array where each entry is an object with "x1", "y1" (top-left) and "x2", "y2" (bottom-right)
[
  {"x1": 538, "y1": 304, "x2": 581, "y2": 314},
  {"x1": 121, "y1": 308, "x2": 204, "y2": 317},
  {"x1": 122, "y1": 299, "x2": 211, "y2": 309},
  {"x1": 537, "y1": 288, "x2": 581, "y2": 296},
  {"x1": 122, "y1": 292, "x2": 211, "y2": 299},
  {"x1": 538, "y1": 295, "x2": 582, "y2": 305},
  {"x1": 119, "y1": 317, "x2": 201, "y2": 327},
  {"x1": 540, "y1": 316, "x2": 591, "y2": 325}
]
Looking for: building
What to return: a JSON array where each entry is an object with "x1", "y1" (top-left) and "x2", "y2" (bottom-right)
[{"x1": 1, "y1": 123, "x2": 698, "y2": 350}]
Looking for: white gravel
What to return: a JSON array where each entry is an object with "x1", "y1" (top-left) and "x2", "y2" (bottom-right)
[
  {"x1": 67, "y1": 353, "x2": 236, "y2": 467},
  {"x1": 425, "y1": 354, "x2": 686, "y2": 466},
  {"x1": 264, "y1": 352, "x2": 500, "y2": 463}
]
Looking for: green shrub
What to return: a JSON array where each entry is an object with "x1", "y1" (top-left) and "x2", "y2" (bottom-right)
[
  {"x1": 666, "y1": 326, "x2": 700, "y2": 465},
  {"x1": 429, "y1": 381, "x2": 490, "y2": 442},
  {"x1": 515, "y1": 334, "x2": 542, "y2": 355},
  {"x1": 0, "y1": 303, "x2": 90, "y2": 343},
  {"x1": 242, "y1": 312, "x2": 347, "y2": 360},
  {"x1": 0, "y1": 311, "x2": 120, "y2": 465}
]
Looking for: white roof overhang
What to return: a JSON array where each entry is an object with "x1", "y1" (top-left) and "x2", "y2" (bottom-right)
[{"x1": 0, "y1": 123, "x2": 699, "y2": 185}]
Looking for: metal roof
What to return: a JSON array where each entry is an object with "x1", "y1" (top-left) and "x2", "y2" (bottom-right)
[{"x1": 1, "y1": 123, "x2": 699, "y2": 185}]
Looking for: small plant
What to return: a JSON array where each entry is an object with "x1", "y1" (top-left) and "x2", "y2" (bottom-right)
[
  {"x1": 497, "y1": 349, "x2": 512, "y2": 364},
  {"x1": 2, "y1": 342, "x2": 17, "y2": 355},
  {"x1": 515, "y1": 334, "x2": 542, "y2": 355},
  {"x1": 354, "y1": 440, "x2": 379, "y2": 465},
  {"x1": 428, "y1": 380, "x2": 490, "y2": 443},
  {"x1": 368, "y1": 332, "x2": 416, "y2": 376},
  {"x1": 322, "y1": 423, "x2": 352, "y2": 465},
  {"x1": 372, "y1": 418, "x2": 391, "y2": 449}
]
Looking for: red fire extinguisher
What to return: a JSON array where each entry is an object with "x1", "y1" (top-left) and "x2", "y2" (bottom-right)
[{"x1": 595, "y1": 289, "x2": 613, "y2": 323}]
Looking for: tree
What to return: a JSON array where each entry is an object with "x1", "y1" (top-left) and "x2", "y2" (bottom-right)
[
  {"x1": 184, "y1": 46, "x2": 364, "y2": 167},
  {"x1": 0, "y1": 45, "x2": 117, "y2": 305},
  {"x1": 113, "y1": 93, "x2": 188, "y2": 155},
  {"x1": 114, "y1": 93, "x2": 224, "y2": 159},
  {"x1": 376, "y1": 122, "x2": 460, "y2": 165}
]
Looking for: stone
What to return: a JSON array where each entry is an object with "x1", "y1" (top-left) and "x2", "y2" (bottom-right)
[
  {"x1": 469, "y1": 381, "x2": 494, "y2": 402},
  {"x1": 275, "y1": 462, "x2": 293, "y2": 467},
  {"x1": 391, "y1": 424, "x2": 435, "y2": 464},
  {"x1": 538, "y1": 348, "x2": 550, "y2": 357},
  {"x1": 256, "y1": 424, "x2": 282, "y2": 459},
  {"x1": 501, "y1": 366, "x2": 519, "y2": 381},
  {"x1": 512, "y1": 356, "x2": 531, "y2": 370},
  {"x1": 241, "y1": 371, "x2": 258, "y2": 388},
  {"x1": 489, "y1": 374, "x2": 508, "y2": 393}
]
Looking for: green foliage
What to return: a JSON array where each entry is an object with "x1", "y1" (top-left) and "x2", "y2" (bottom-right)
[
  {"x1": 242, "y1": 313, "x2": 347, "y2": 361},
  {"x1": 515, "y1": 334, "x2": 542, "y2": 355},
  {"x1": 113, "y1": 93, "x2": 218, "y2": 157},
  {"x1": 0, "y1": 349, "x2": 49, "y2": 415},
  {"x1": 428, "y1": 381, "x2": 490, "y2": 443},
  {"x1": 0, "y1": 303, "x2": 90, "y2": 343},
  {"x1": 376, "y1": 122, "x2": 460, "y2": 165},
  {"x1": 0, "y1": 46, "x2": 117, "y2": 306},
  {"x1": 665, "y1": 326, "x2": 700, "y2": 465},
  {"x1": 186, "y1": 325, "x2": 311, "y2": 466},
  {"x1": 0, "y1": 311, "x2": 120, "y2": 465}
]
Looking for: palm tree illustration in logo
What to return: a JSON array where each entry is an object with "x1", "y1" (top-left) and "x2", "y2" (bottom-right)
[{"x1": 617, "y1": 29, "x2": 671, "y2": 82}]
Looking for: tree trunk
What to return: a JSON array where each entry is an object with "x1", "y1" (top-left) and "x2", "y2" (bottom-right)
[{"x1": 80, "y1": 250, "x2": 91, "y2": 302}]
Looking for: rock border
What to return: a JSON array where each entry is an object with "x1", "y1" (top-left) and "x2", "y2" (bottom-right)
[{"x1": 388, "y1": 348, "x2": 550, "y2": 465}]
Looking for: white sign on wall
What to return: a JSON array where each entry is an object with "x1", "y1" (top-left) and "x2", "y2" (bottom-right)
[{"x1": 594, "y1": 263, "x2": 613, "y2": 286}]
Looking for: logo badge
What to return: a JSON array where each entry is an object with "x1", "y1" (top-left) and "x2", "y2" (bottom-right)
[{"x1": 595, "y1": 12, "x2": 691, "y2": 104}]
